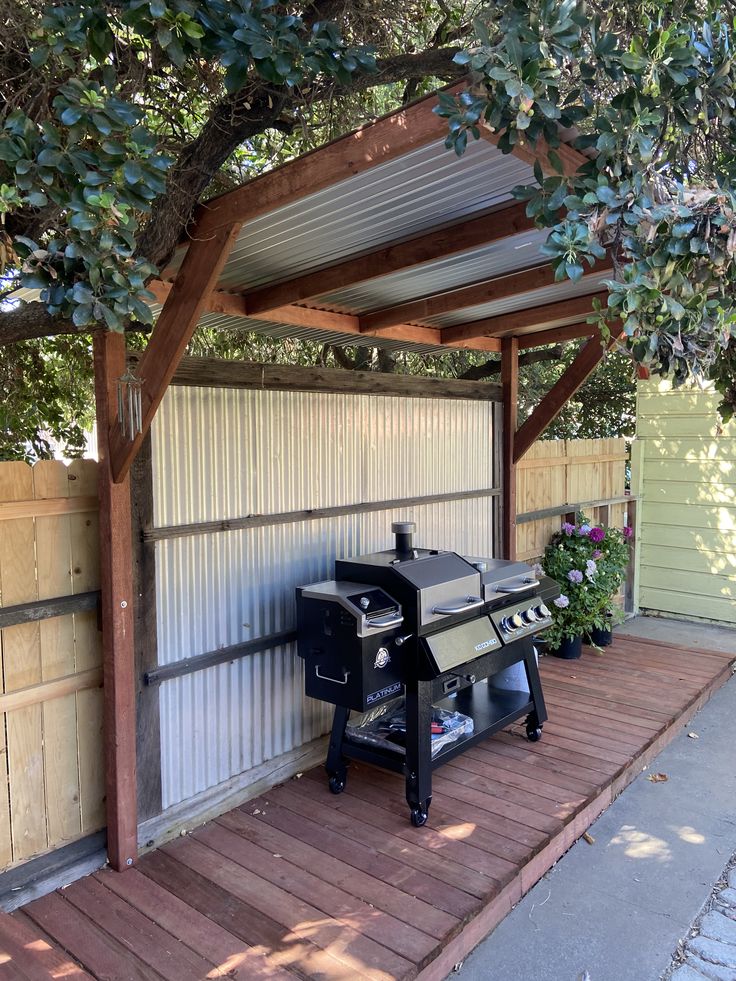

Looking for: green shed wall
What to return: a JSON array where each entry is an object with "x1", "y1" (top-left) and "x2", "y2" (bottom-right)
[{"x1": 631, "y1": 379, "x2": 736, "y2": 626}]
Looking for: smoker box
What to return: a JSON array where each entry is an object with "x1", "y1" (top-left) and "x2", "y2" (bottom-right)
[{"x1": 296, "y1": 580, "x2": 406, "y2": 712}]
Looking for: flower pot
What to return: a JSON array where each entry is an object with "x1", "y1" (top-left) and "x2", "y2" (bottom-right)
[
  {"x1": 548, "y1": 635, "x2": 583, "y2": 660},
  {"x1": 588, "y1": 623, "x2": 613, "y2": 647}
]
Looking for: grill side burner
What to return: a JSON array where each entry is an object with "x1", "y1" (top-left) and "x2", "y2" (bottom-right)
[{"x1": 296, "y1": 521, "x2": 558, "y2": 826}]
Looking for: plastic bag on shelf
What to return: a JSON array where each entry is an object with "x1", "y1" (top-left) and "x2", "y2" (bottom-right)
[{"x1": 346, "y1": 696, "x2": 473, "y2": 758}]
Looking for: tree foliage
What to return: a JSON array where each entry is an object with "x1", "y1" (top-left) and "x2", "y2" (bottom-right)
[{"x1": 438, "y1": 0, "x2": 736, "y2": 418}]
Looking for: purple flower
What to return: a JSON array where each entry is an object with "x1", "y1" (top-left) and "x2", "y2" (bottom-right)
[
  {"x1": 585, "y1": 559, "x2": 597, "y2": 579},
  {"x1": 579, "y1": 523, "x2": 592, "y2": 535},
  {"x1": 531, "y1": 562, "x2": 544, "y2": 579},
  {"x1": 567, "y1": 569, "x2": 583, "y2": 584},
  {"x1": 623, "y1": 526, "x2": 633, "y2": 539},
  {"x1": 561, "y1": 522, "x2": 575, "y2": 535},
  {"x1": 592, "y1": 549, "x2": 602, "y2": 560},
  {"x1": 589, "y1": 527, "x2": 605, "y2": 543},
  {"x1": 554, "y1": 594, "x2": 570, "y2": 609}
]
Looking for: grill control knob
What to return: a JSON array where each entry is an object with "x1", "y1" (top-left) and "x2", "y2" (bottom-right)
[
  {"x1": 535, "y1": 603, "x2": 551, "y2": 619},
  {"x1": 359, "y1": 596, "x2": 370, "y2": 610},
  {"x1": 521, "y1": 608, "x2": 535, "y2": 625},
  {"x1": 502, "y1": 613, "x2": 524, "y2": 633}
]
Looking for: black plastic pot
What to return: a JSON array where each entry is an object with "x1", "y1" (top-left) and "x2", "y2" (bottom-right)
[
  {"x1": 588, "y1": 624, "x2": 613, "y2": 647},
  {"x1": 548, "y1": 635, "x2": 583, "y2": 659}
]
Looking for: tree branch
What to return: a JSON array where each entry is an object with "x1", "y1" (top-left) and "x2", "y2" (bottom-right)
[{"x1": 459, "y1": 346, "x2": 564, "y2": 380}]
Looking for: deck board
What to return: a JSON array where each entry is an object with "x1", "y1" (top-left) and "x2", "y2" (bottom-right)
[{"x1": 3, "y1": 637, "x2": 734, "y2": 981}]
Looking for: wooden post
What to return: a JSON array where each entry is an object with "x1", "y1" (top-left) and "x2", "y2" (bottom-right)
[
  {"x1": 501, "y1": 337, "x2": 519, "y2": 560},
  {"x1": 93, "y1": 330, "x2": 137, "y2": 871}
]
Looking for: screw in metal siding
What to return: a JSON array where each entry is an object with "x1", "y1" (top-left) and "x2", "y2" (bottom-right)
[
  {"x1": 120, "y1": 600, "x2": 128, "y2": 608},
  {"x1": 126, "y1": 857, "x2": 133, "y2": 866}
]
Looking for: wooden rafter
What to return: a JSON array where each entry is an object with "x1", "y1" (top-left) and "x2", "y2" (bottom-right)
[
  {"x1": 242, "y1": 200, "x2": 537, "y2": 314},
  {"x1": 513, "y1": 333, "x2": 620, "y2": 463},
  {"x1": 441, "y1": 291, "x2": 608, "y2": 345},
  {"x1": 148, "y1": 279, "x2": 503, "y2": 352},
  {"x1": 110, "y1": 223, "x2": 241, "y2": 483},
  {"x1": 190, "y1": 81, "x2": 587, "y2": 242},
  {"x1": 192, "y1": 83, "x2": 466, "y2": 239},
  {"x1": 479, "y1": 123, "x2": 589, "y2": 178},
  {"x1": 360, "y1": 263, "x2": 610, "y2": 334}
]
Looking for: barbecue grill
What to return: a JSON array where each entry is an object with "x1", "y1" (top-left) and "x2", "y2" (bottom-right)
[{"x1": 296, "y1": 521, "x2": 559, "y2": 826}]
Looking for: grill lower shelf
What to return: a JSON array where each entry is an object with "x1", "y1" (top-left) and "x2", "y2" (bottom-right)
[{"x1": 432, "y1": 684, "x2": 533, "y2": 764}]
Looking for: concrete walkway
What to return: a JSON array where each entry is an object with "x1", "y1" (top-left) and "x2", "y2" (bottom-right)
[{"x1": 448, "y1": 616, "x2": 736, "y2": 981}]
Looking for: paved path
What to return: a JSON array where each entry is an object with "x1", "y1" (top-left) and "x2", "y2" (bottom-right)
[
  {"x1": 666, "y1": 854, "x2": 736, "y2": 981},
  {"x1": 448, "y1": 617, "x2": 736, "y2": 981}
]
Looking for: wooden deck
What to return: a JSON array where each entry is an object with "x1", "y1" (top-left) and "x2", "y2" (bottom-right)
[{"x1": 1, "y1": 635, "x2": 733, "y2": 981}]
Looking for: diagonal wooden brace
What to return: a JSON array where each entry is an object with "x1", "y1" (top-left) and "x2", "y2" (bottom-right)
[
  {"x1": 109, "y1": 222, "x2": 241, "y2": 483},
  {"x1": 513, "y1": 332, "x2": 620, "y2": 464}
]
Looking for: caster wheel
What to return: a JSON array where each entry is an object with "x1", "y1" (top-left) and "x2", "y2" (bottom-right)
[
  {"x1": 328, "y1": 774, "x2": 346, "y2": 794},
  {"x1": 526, "y1": 726, "x2": 542, "y2": 742},
  {"x1": 410, "y1": 807, "x2": 428, "y2": 827}
]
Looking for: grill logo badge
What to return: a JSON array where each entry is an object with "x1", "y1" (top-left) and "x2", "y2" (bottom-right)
[
  {"x1": 374, "y1": 647, "x2": 391, "y2": 669},
  {"x1": 474, "y1": 637, "x2": 498, "y2": 653}
]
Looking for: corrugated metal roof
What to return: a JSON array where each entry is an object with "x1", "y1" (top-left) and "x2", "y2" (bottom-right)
[
  {"x1": 209, "y1": 138, "x2": 534, "y2": 292},
  {"x1": 315, "y1": 228, "x2": 550, "y2": 313},
  {"x1": 424, "y1": 271, "x2": 609, "y2": 328}
]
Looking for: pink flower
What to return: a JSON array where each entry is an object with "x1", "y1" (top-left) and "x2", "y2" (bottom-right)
[
  {"x1": 623, "y1": 526, "x2": 633, "y2": 539},
  {"x1": 589, "y1": 527, "x2": 605, "y2": 543}
]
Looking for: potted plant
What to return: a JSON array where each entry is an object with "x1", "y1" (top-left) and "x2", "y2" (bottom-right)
[
  {"x1": 584, "y1": 524, "x2": 632, "y2": 646},
  {"x1": 539, "y1": 519, "x2": 606, "y2": 659},
  {"x1": 539, "y1": 517, "x2": 633, "y2": 657}
]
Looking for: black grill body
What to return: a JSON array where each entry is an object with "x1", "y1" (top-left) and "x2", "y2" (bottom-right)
[{"x1": 296, "y1": 522, "x2": 557, "y2": 826}]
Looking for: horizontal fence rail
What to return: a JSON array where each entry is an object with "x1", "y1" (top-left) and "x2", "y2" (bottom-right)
[{"x1": 145, "y1": 486, "x2": 502, "y2": 543}]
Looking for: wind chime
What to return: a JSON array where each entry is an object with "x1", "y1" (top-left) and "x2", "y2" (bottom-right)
[{"x1": 116, "y1": 368, "x2": 144, "y2": 440}]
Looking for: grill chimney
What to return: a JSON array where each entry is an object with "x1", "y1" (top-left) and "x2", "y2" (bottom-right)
[{"x1": 392, "y1": 521, "x2": 416, "y2": 558}]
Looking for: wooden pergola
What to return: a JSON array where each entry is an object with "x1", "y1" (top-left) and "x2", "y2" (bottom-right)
[{"x1": 92, "y1": 82, "x2": 617, "y2": 873}]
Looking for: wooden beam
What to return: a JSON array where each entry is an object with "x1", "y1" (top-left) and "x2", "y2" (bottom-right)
[
  {"x1": 513, "y1": 333, "x2": 619, "y2": 463},
  {"x1": 193, "y1": 84, "x2": 465, "y2": 239},
  {"x1": 128, "y1": 352, "x2": 503, "y2": 401},
  {"x1": 517, "y1": 322, "x2": 596, "y2": 349},
  {"x1": 110, "y1": 222, "x2": 241, "y2": 483},
  {"x1": 93, "y1": 330, "x2": 137, "y2": 872},
  {"x1": 441, "y1": 291, "x2": 608, "y2": 345},
  {"x1": 243, "y1": 201, "x2": 536, "y2": 314},
  {"x1": 148, "y1": 278, "x2": 502, "y2": 352},
  {"x1": 480, "y1": 122, "x2": 589, "y2": 178},
  {"x1": 501, "y1": 337, "x2": 518, "y2": 561},
  {"x1": 360, "y1": 263, "x2": 610, "y2": 334}
]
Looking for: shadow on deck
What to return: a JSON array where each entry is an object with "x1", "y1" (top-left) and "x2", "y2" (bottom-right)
[{"x1": 1, "y1": 634, "x2": 733, "y2": 980}]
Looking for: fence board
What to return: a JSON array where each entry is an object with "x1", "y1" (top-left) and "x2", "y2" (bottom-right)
[
  {"x1": 516, "y1": 438, "x2": 628, "y2": 562},
  {"x1": 0, "y1": 460, "x2": 103, "y2": 872}
]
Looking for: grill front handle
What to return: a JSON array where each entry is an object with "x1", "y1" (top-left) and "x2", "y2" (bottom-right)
[
  {"x1": 494, "y1": 578, "x2": 540, "y2": 593},
  {"x1": 432, "y1": 596, "x2": 484, "y2": 615},
  {"x1": 366, "y1": 612, "x2": 404, "y2": 629}
]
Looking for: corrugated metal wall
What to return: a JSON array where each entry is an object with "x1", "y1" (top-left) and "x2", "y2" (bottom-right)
[
  {"x1": 150, "y1": 385, "x2": 496, "y2": 810},
  {"x1": 632, "y1": 379, "x2": 736, "y2": 625}
]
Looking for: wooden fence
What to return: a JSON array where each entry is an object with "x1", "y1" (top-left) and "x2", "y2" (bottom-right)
[
  {"x1": 516, "y1": 437, "x2": 630, "y2": 561},
  {"x1": 0, "y1": 461, "x2": 103, "y2": 871}
]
